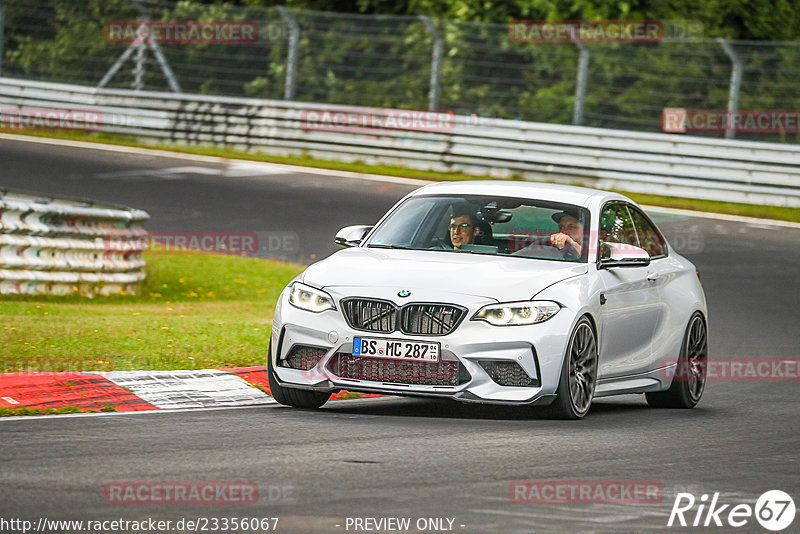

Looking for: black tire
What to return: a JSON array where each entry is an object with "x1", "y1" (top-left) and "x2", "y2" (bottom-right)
[
  {"x1": 267, "y1": 341, "x2": 331, "y2": 409},
  {"x1": 646, "y1": 312, "x2": 707, "y2": 409},
  {"x1": 542, "y1": 317, "x2": 598, "y2": 420}
]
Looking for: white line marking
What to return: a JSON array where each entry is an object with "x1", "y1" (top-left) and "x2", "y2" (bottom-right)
[
  {"x1": 640, "y1": 204, "x2": 800, "y2": 229},
  {"x1": 224, "y1": 161, "x2": 293, "y2": 177},
  {"x1": 93, "y1": 166, "x2": 222, "y2": 180},
  {"x1": 0, "y1": 132, "x2": 428, "y2": 186},
  {"x1": 0, "y1": 402, "x2": 278, "y2": 422},
  {"x1": 0, "y1": 394, "x2": 392, "y2": 422}
]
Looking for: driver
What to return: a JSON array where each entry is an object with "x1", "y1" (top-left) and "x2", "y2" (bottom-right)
[{"x1": 449, "y1": 210, "x2": 480, "y2": 249}]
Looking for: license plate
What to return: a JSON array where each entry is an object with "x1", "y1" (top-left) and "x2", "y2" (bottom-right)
[{"x1": 352, "y1": 337, "x2": 440, "y2": 362}]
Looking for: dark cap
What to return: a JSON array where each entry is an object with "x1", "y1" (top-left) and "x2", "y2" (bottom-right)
[{"x1": 551, "y1": 210, "x2": 581, "y2": 224}]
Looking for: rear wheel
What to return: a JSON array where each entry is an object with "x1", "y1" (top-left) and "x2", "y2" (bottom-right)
[
  {"x1": 543, "y1": 317, "x2": 597, "y2": 420},
  {"x1": 646, "y1": 312, "x2": 707, "y2": 409},
  {"x1": 268, "y1": 341, "x2": 331, "y2": 409}
]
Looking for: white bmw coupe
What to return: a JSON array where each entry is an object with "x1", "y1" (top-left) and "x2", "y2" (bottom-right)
[{"x1": 268, "y1": 181, "x2": 708, "y2": 419}]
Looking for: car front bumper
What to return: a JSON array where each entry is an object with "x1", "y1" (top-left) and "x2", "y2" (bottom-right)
[{"x1": 271, "y1": 286, "x2": 576, "y2": 405}]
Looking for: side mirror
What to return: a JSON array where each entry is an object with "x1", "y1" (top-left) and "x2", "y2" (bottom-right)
[
  {"x1": 334, "y1": 225, "x2": 373, "y2": 248},
  {"x1": 598, "y1": 242, "x2": 650, "y2": 269}
]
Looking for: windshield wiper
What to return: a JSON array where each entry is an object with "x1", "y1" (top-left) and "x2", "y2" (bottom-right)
[
  {"x1": 366, "y1": 243, "x2": 413, "y2": 250},
  {"x1": 451, "y1": 249, "x2": 495, "y2": 256}
]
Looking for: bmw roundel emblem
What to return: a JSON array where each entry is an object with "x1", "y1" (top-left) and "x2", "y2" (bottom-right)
[{"x1": 397, "y1": 290, "x2": 411, "y2": 298}]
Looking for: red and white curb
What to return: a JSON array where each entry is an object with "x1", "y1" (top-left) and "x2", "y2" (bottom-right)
[
  {"x1": 0, "y1": 367, "x2": 276, "y2": 412},
  {"x1": 99, "y1": 369, "x2": 274, "y2": 410},
  {"x1": 0, "y1": 367, "x2": 379, "y2": 414}
]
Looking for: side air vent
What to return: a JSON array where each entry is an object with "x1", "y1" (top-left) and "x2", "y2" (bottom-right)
[
  {"x1": 280, "y1": 345, "x2": 327, "y2": 370},
  {"x1": 479, "y1": 360, "x2": 540, "y2": 387}
]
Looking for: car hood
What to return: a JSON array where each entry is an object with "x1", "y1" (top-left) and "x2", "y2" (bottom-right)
[{"x1": 302, "y1": 248, "x2": 587, "y2": 302}]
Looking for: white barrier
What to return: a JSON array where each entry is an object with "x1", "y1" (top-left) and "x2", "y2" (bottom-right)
[
  {"x1": 0, "y1": 188, "x2": 149, "y2": 296},
  {"x1": 1, "y1": 77, "x2": 799, "y2": 207}
]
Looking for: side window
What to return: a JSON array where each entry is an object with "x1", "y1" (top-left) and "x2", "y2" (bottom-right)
[
  {"x1": 629, "y1": 207, "x2": 667, "y2": 258},
  {"x1": 599, "y1": 204, "x2": 638, "y2": 247}
]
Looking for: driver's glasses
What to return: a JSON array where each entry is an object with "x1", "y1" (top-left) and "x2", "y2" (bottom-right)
[{"x1": 449, "y1": 223, "x2": 473, "y2": 232}]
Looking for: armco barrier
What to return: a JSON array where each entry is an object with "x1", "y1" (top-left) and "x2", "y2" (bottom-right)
[
  {"x1": 0, "y1": 188, "x2": 149, "y2": 296},
  {"x1": 1, "y1": 77, "x2": 799, "y2": 207}
]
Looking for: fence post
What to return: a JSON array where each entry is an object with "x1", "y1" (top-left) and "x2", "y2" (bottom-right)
[
  {"x1": 146, "y1": 36, "x2": 181, "y2": 93},
  {"x1": 276, "y1": 6, "x2": 299, "y2": 101},
  {"x1": 419, "y1": 15, "x2": 443, "y2": 111},
  {"x1": 0, "y1": 1, "x2": 5, "y2": 76},
  {"x1": 132, "y1": 39, "x2": 145, "y2": 91},
  {"x1": 718, "y1": 38, "x2": 742, "y2": 139},
  {"x1": 572, "y1": 39, "x2": 589, "y2": 126}
]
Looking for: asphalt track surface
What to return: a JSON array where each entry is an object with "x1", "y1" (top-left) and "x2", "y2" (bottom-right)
[{"x1": 1, "y1": 137, "x2": 799, "y2": 533}]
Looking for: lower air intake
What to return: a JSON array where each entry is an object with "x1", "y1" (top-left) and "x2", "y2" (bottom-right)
[{"x1": 329, "y1": 354, "x2": 469, "y2": 386}]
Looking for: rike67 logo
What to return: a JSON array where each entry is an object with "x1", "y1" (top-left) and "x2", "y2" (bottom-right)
[{"x1": 668, "y1": 490, "x2": 795, "y2": 531}]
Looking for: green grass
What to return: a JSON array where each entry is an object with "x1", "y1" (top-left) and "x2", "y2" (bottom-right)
[
  {"x1": 0, "y1": 251, "x2": 303, "y2": 372},
  {"x1": 0, "y1": 405, "x2": 117, "y2": 416},
  {"x1": 0, "y1": 405, "x2": 82, "y2": 417},
  {"x1": 5, "y1": 128, "x2": 798, "y2": 223}
]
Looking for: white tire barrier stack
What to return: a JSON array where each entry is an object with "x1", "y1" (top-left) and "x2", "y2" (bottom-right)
[{"x1": 0, "y1": 189, "x2": 149, "y2": 296}]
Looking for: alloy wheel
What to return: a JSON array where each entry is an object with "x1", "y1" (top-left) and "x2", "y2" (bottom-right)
[{"x1": 568, "y1": 322, "x2": 597, "y2": 415}]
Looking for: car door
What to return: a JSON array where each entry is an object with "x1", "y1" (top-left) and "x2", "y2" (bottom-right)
[
  {"x1": 627, "y1": 205, "x2": 674, "y2": 372},
  {"x1": 596, "y1": 203, "x2": 662, "y2": 377}
]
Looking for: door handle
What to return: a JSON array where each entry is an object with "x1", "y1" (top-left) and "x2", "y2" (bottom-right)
[{"x1": 647, "y1": 272, "x2": 660, "y2": 282}]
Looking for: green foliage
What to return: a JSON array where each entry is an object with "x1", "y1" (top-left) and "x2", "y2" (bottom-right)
[{"x1": 2, "y1": 0, "x2": 799, "y2": 141}]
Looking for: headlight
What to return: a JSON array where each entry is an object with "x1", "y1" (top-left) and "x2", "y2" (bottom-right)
[
  {"x1": 288, "y1": 282, "x2": 336, "y2": 313},
  {"x1": 472, "y1": 301, "x2": 561, "y2": 326}
]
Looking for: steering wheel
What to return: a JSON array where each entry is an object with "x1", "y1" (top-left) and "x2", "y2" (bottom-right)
[{"x1": 432, "y1": 234, "x2": 451, "y2": 249}]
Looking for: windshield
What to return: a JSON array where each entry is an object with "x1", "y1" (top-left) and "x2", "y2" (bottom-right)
[{"x1": 365, "y1": 194, "x2": 591, "y2": 263}]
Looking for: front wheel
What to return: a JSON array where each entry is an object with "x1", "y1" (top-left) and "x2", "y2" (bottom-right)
[
  {"x1": 542, "y1": 317, "x2": 598, "y2": 420},
  {"x1": 646, "y1": 312, "x2": 707, "y2": 409},
  {"x1": 268, "y1": 341, "x2": 331, "y2": 409}
]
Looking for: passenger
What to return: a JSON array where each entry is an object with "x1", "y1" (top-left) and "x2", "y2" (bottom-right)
[
  {"x1": 550, "y1": 210, "x2": 584, "y2": 259},
  {"x1": 513, "y1": 210, "x2": 584, "y2": 260}
]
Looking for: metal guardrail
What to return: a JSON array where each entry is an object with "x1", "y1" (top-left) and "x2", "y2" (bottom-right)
[
  {"x1": 1, "y1": 77, "x2": 799, "y2": 207},
  {"x1": 0, "y1": 187, "x2": 149, "y2": 296}
]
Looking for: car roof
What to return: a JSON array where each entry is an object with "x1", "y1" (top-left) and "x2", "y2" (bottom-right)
[{"x1": 409, "y1": 180, "x2": 632, "y2": 207}]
